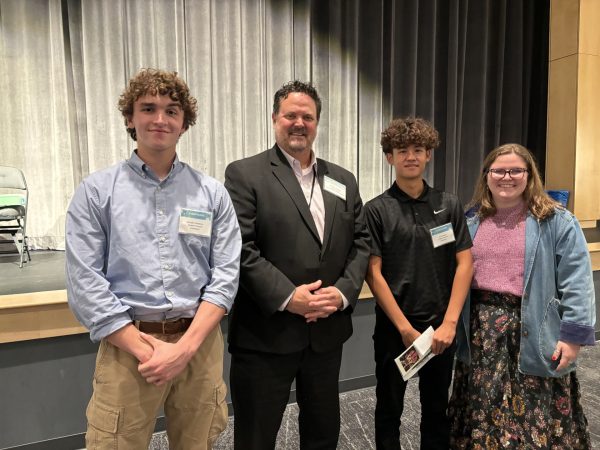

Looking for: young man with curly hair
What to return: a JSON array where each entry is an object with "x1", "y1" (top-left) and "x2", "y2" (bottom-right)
[
  {"x1": 364, "y1": 117, "x2": 473, "y2": 449},
  {"x1": 66, "y1": 69, "x2": 241, "y2": 449}
]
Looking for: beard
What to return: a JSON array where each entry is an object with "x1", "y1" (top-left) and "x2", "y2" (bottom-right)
[{"x1": 286, "y1": 132, "x2": 311, "y2": 153}]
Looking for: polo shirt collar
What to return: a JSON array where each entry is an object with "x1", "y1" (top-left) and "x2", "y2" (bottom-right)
[{"x1": 389, "y1": 180, "x2": 431, "y2": 203}]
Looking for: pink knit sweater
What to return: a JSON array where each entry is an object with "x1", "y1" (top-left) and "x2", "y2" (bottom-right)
[{"x1": 471, "y1": 203, "x2": 527, "y2": 296}]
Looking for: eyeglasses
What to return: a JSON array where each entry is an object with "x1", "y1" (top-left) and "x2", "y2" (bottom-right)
[{"x1": 487, "y1": 168, "x2": 528, "y2": 180}]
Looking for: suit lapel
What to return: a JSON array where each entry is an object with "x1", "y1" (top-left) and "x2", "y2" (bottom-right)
[
  {"x1": 270, "y1": 146, "x2": 321, "y2": 243},
  {"x1": 318, "y1": 160, "x2": 338, "y2": 252}
]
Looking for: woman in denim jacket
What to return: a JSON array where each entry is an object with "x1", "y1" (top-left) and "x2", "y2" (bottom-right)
[{"x1": 449, "y1": 144, "x2": 595, "y2": 449}]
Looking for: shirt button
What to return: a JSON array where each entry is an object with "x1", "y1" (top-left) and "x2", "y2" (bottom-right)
[
  {"x1": 158, "y1": 210, "x2": 164, "y2": 215},
  {"x1": 160, "y1": 236, "x2": 166, "y2": 242},
  {"x1": 523, "y1": 330, "x2": 529, "y2": 337},
  {"x1": 166, "y1": 291, "x2": 173, "y2": 297}
]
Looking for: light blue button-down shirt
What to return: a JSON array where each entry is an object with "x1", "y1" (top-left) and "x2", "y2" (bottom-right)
[{"x1": 66, "y1": 151, "x2": 241, "y2": 342}]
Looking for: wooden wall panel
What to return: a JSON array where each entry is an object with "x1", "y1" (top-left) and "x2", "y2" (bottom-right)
[
  {"x1": 550, "y1": 0, "x2": 579, "y2": 60},
  {"x1": 579, "y1": 0, "x2": 600, "y2": 56},
  {"x1": 575, "y1": 54, "x2": 600, "y2": 222},
  {"x1": 548, "y1": 0, "x2": 600, "y2": 228},
  {"x1": 546, "y1": 55, "x2": 578, "y2": 207}
]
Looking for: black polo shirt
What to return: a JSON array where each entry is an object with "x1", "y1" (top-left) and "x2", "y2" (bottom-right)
[{"x1": 365, "y1": 181, "x2": 472, "y2": 333}]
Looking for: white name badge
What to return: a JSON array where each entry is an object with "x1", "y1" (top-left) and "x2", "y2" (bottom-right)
[
  {"x1": 178, "y1": 208, "x2": 212, "y2": 237},
  {"x1": 430, "y1": 222, "x2": 456, "y2": 248},
  {"x1": 323, "y1": 176, "x2": 346, "y2": 200}
]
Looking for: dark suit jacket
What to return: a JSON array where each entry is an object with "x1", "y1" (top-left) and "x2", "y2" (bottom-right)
[{"x1": 224, "y1": 145, "x2": 370, "y2": 354}]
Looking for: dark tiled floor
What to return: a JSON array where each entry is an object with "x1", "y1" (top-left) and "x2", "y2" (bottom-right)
[{"x1": 149, "y1": 344, "x2": 600, "y2": 450}]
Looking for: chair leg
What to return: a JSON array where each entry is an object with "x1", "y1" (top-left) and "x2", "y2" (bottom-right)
[
  {"x1": 19, "y1": 235, "x2": 30, "y2": 268},
  {"x1": 2, "y1": 223, "x2": 29, "y2": 267},
  {"x1": 10, "y1": 230, "x2": 29, "y2": 268},
  {"x1": 18, "y1": 218, "x2": 30, "y2": 267},
  {"x1": 25, "y1": 236, "x2": 31, "y2": 261}
]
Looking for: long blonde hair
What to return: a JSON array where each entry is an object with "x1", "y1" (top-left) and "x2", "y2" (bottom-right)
[{"x1": 468, "y1": 143, "x2": 559, "y2": 220}]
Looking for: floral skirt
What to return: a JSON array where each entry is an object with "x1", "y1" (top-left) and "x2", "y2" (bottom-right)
[{"x1": 448, "y1": 290, "x2": 591, "y2": 449}]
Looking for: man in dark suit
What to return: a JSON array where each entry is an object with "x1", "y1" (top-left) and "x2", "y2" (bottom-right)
[{"x1": 224, "y1": 80, "x2": 370, "y2": 450}]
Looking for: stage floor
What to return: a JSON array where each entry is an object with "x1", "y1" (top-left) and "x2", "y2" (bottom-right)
[{"x1": 0, "y1": 250, "x2": 66, "y2": 295}]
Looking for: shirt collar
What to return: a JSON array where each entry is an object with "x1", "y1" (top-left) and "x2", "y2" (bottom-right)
[
  {"x1": 126, "y1": 150, "x2": 181, "y2": 181},
  {"x1": 389, "y1": 180, "x2": 431, "y2": 203},
  {"x1": 280, "y1": 147, "x2": 318, "y2": 175}
]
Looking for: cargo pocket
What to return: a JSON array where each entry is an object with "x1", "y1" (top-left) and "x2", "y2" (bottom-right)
[
  {"x1": 207, "y1": 382, "x2": 228, "y2": 447},
  {"x1": 86, "y1": 399, "x2": 120, "y2": 448}
]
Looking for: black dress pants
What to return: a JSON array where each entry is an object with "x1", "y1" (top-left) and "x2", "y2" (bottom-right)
[
  {"x1": 374, "y1": 332, "x2": 455, "y2": 450},
  {"x1": 230, "y1": 345, "x2": 343, "y2": 450}
]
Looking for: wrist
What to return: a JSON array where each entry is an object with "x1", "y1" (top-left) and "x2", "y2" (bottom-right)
[
  {"x1": 442, "y1": 317, "x2": 458, "y2": 327},
  {"x1": 133, "y1": 339, "x2": 153, "y2": 362},
  {"x1": 286, "y1": 290, "x2": 297, "y2": 310},
  {"x1": 397, "y1": 325, "x2": 413, "y2": 336},
  {"x1": 176, "y1": 334, "x2": 201, "y2": 358}
]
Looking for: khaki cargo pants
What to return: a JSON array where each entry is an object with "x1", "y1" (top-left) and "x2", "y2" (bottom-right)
[{"x1": 85, "y1": 326, "x2": 228, "y2": 449}]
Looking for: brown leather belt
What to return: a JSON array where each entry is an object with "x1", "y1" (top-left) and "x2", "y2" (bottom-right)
[{"x1": 136, "y1": 318, "x2": 193, "y2": 334}]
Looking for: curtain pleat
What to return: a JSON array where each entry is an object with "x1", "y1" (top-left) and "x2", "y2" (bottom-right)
[{"x1": 1, "y1": 0, "x2": 73, "y2": 249}]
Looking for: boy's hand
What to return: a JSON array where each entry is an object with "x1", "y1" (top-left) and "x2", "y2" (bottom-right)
[
  {"x1": 432, "y1": 321, "x2": 456, "y2": 355},
  {"x1": 400, "y1": 327, "x2": 421, "y2": 348}
]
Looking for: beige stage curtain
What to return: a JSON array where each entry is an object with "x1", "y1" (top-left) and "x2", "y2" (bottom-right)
[
  {"x1": 1, "y1": 0, "x2": 549, "y2": 249},
  {"x1": 1, "y1": 0, "x2": 390, "y2": 250},
  {"x1": 1, "y1": 0, "x2": 78, "y2": 250}
]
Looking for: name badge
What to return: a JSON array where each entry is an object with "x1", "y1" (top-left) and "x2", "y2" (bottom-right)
[
  {"x1": 179, "y1": 208, "x2": 212, "y2": 237},
  {"x1": 323, "y1": 176, "x2": 346, "y2": 200},
  {"x1": 430, "y1": 222, "x2": 455, "y2": 248}
]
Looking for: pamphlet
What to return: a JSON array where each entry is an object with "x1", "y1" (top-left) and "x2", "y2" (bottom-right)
[{"x1": 394, "y1": 326, "x2": 435, "y2": 381}]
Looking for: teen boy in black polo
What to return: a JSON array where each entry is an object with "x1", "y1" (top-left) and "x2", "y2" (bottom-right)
[{"x1": 365, "y1": 117, "x2": 473, "y2": 450}]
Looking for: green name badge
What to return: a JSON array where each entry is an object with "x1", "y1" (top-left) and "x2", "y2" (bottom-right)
[
  {"x1": 178, "y1": 208, "x2": 212, "y2": 237},
  {"x1": 430, "y1": 222, "x2": 455, "y2": 248}
]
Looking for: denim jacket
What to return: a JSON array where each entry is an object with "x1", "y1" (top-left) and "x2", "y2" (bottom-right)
[{"x1": 456, "y1": 207, "x2": 596, "y2": 377}]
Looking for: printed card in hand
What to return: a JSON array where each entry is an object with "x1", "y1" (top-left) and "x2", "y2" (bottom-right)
[{"x1": 394, "y1": 326, "x2": 435, "y2": 381}]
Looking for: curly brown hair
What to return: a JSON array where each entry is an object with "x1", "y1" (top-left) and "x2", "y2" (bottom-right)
[
  {"x1": 118, "y1": 68, "x2": 198, "y2": 141},
  {"x1": 380, "y1": 117, "x2": 440, "y2": 154},
  {"x1": 468, "y1": 143, "x2": 559, "y2": 220}
]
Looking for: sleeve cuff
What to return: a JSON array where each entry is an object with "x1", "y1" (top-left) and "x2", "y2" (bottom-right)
[
  {"x1": 559, "y1": 321, "x2": 596, "y2": 346},
  {"x1": 336, "y1": 288, "x2": 350, "y2": 311},
  {"x1": 91, "y1": 315, "x2": 133, "y2": 343},
  {"x1": 201, "y1": 291, "x2": 234, "y2": 313},
  {"x1": 278, "y1": 290, "x2": 294, "y2": 311}
]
